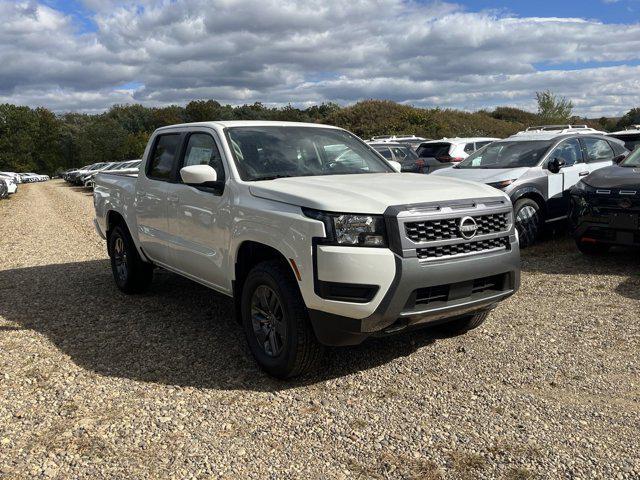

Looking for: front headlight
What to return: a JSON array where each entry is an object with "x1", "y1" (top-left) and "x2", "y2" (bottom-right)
[
  {"x1": 487, "y1": 179, "x2": 516, "y2": 190},
  {"x1": 303, "y1": 209, "x2": 388, "y2": 247}
]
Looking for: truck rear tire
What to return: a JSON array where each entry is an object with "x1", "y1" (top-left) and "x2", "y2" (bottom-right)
[
  {"x1": 514, "y1": 198, "x2": 543, "y2": 248},
  {"x1": 108, "y1": 224, "x2": 153, "y2": 294},
  {"x1": 441, "y1": 311, "x2": 489, "y2": 334},
  {"x1": 241, "y1": 260, "x2": 323, "y2": 378}
]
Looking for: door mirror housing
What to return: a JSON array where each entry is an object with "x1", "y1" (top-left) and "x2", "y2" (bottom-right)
[
  {"x1": 547, "y1": 157, "x2": 566, "y2": 174},
  {"x1": 613, "y1": 154, "x2": 626, "y2": 164},
  {"x1": 180, "y1": 165, "x2": 221, "y2": 188},
  {"x1": 388, "y1": 160, "x2": 402, "y2": 172}
]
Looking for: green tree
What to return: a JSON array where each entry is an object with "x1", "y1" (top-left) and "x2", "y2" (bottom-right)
[
  {"x1": 535, "y1": 90, "x2": 573, "y2": 124},
  {"x1": 616, "y1": 108, "x2": 640, "y2": 129}
]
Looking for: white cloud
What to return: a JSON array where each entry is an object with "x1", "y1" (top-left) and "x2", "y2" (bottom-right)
[{"x1": 1, "y1": 0, "x2": 640, "y2": 116}]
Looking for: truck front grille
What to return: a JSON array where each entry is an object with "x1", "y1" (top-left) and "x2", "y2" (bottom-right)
[
  {"x1": 405, "y1": 213, "x2": 509, "y2": 243},
  {"x1": 416, "y1": 236, "x2": 510, "y2": 260}
]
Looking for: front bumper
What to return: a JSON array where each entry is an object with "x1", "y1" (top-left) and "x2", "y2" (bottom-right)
[
  {"x1": 309, "y1": 235, "x2": 520, "y2": 346},
  {"x1": 570, "y1": 195, "x2": 640, "y2": 247}
]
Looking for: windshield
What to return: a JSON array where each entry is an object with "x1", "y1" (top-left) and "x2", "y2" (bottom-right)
[
  {"x1": 621, "y1": 148, "x2": 640, "y2": 167},
  {"x1": 416, "y1": 142, "x2": 450, "y2": 159},
  {"x1": 226, "y1": 126, "x2": 393, "y2": 181},
  {"x1": 88, "y1": 163, "x2": 106, "y2": 171},
  {"x1": 457, "y1": 141, "x2": 552, "y2": 169}
]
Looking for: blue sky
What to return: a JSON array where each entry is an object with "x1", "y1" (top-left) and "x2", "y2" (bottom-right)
[
  {"x1": 455, "y1": 0, "x2": 639, "y2": 23},
  {"x1": 2, "y1": 0, "x2": 640, "y2": 115}
]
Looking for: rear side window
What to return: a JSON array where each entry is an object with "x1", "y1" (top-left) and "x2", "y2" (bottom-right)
[
  {"x1": 416, "y1": 142, "x2": 451, "y2": 158},
  {"x1": 609, "y1": 140, "x2": 628, "y2": 156},
  {"x1": 373, "y1": 146, "x2": 393, "y2": 159},
  {"x1": 182, "y1": 133, "x2": 225, "y2": 181},
  {"x1": 148, "y1": 134, "x2": 181, "y2": 180},
  {"x1": 582, "y1": 138, "x2": 614, "y2": 163},
  {"x1": 476, "y1": 141, "x2": 492, "y2": 149},
  {"x1": 463, "y1": 143, "x2": 475, "y2": 154}
]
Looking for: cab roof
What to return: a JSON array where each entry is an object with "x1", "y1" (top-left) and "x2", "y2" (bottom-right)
[{"x1": 156, "y1": 120, "x2": 340, "y2": 131}]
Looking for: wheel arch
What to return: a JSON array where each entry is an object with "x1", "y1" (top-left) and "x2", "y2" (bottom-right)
[
  {"x1": 232, "y1": 240, "x2": 300, "y2": 323},
  {"x1": 511, "y1": 187, "x2": 547, "y2": 217}
]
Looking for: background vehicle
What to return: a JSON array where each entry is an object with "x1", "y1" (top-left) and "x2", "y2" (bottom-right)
[
  {"x1": 0, "y1": 178, "x2": 8, "y2": 199},
  {"x1": 94, "y1": 121, "x2": 520, "y2": 378},
  {"x1": 416, "y1": 137, "x2": 499, "y2": 165},
  {"x1": 0, "y1": 174, "x2": 17, "y2": 195},
  {"x1": 370, "y1": 135, "x2": 430, "y2": 150},
  {"x1": 85, "y1": 160, "x2": 142, "y2": 188},
  {"x1": 367, "y1": 141, "x2": 424, "y2": 172},
  {"x1": 431, "y1": 126, "x2": 627, "y2": 247},
  {"x1": 569, "y1": 147, "x2": 640, "y2": 254},
  {"x1": 0, "y1": 172, "x2": 21, "y2": 184},
  {"x1": 609, "y1": 125, "x2": 640, "y2": 151},
  {"x1": 65, "y1": 163, "x2": 107, "y2": 185}
]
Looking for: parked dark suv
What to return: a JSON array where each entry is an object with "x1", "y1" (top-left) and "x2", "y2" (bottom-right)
[{"x1": 569, "y1": 146, "x2": 640, "y2": 254}]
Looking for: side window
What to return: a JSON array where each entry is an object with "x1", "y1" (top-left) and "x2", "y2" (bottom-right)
[
  {"x1": 182, "y1": 133, "x2": 225, "y2": 181},
  {"x1": 476, "y1": 141, "x2": 492, "y2": 149},
  {"x1": 582, "y1": 138, "x2": 614, "y2": 163},
  {"x1": 463, "y1": 143, "x2": 476, "y2": 154},
  {"x1": 148, "y1": 134, "x2": 181, "y2": 180},
  {"x1": 375, "y1": 147, "x2": 393, "y2": 160},
  {"x1": 390, "y1": 147, "x2": 407, "y2": 160},
  {"x1": 550, "y1": 138, "x2": 582, "y2": 167},
  {"x1": 609, "y1": 141, "x2": 627, "y2": 157}
]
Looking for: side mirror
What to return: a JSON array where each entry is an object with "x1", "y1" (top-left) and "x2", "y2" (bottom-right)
[
  {"x1": 613, "y1": 154, "x2": 626, "y2": 164},
  {"x1": 547, "y1": 157, "x2": 566, "y2": 174},
  {"x1": 180, "y1": 165, "x2": 219, "y2": 186},
  {"x1": 388, "y1": 160, "x2": 402, "y2": 172}
]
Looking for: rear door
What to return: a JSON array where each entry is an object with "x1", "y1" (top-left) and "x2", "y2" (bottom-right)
[
  {"x1": 545, "y1": 138, "x2": 587, "y2": 217},
  {"x1": 135, "y1": 132, "x2": 182, "y2": 263},
  {"x1": 165, "y1": 130, "x2": 232, "y2": 293},
  {"x1": 581, "y1": 137, "x2": 615, "y2": 174}
]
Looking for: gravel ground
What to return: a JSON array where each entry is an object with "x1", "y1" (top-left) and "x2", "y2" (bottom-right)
[{"x1": 0, "y1": 180, "x2": 639, "y2": 479}]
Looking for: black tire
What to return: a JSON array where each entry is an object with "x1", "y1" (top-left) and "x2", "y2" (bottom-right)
[
  {"x1": 575, "y1": 239, "x2": 611, "y2": 256},
  {"x1": 241, "y1": 260, "x2": 323, "y2": 378},
  {"x1": 514, "y1": 198, "x2": 544, "y2": 248},
  {"x1": 441, "y1": 311, "x2": 489, "y2": 334},
  {"x1": 108, "y1": 224, "x2": 153, "y2": 294}
]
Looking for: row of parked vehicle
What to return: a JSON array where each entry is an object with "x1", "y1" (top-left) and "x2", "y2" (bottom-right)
[
  {"x1": 61, "y1": 160, "x2": 142, "y2": 188},
  {"x1": 0, "y1": 171, "x2": 50, "y2": 199},
  {"x1": 368, "y1": 125, "x2": 639, "y2": 251}
]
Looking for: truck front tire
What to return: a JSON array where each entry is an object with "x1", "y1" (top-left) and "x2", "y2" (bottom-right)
[
  {"x1": 108, "y1": 224, "x2": 153, "y2": 294},
  {"x1": 241, "y1": 260, "x2": 322, "y2": 378}
]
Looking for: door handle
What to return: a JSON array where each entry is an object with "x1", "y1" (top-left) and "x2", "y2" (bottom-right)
[{"x1": 579, "y1": 171, "x2": 589, "y2": 177}]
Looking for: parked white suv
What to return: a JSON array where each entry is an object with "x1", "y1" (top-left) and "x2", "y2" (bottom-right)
[
  {"x1": 416, "y1": 137, "x2": 499, "y2": 163},
  {"x1": 94, "y1": 121, "x2": 520, "y2": 377}
]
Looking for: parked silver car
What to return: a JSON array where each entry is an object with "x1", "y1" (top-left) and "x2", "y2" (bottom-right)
[{"x1": 432, "y1": 125, "x2": 628, "y2": 247}]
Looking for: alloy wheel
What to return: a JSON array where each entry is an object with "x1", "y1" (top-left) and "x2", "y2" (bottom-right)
[{"x1": 250, "y1": 285, "x2": 286, "y2": 357}]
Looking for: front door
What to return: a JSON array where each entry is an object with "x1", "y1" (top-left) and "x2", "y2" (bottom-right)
[
  {"x1": 545, "y1": 138, "x2": 587, "y2": 218},
  {"x1": 166, "y1": 131, "x2": 232, "y2": 293}
]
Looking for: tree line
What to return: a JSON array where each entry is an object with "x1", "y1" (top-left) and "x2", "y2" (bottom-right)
[{"x1": 1, "y1": 95, "x2": 638, "y2": 175}]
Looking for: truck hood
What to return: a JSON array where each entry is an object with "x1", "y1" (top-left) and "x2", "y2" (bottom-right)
[
  {"x1": 583, "y1": 165, "x2": 640, "y2": 189},
  {"x1": 431, "y1": 166, "x2": 530, "y2": 184},
  {"x1": 248, "y1": 173, "x2": 504, "y2": 214}
]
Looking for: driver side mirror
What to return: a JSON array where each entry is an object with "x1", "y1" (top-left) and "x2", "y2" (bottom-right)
[
  {"x1": 180, "y1": 165, "x2": 221, "y2": 187},
  {"x1": 613, "y1": 154, "x2": 626, "y2": 164},
  {"x1": 388, "y1": 160, "x2": 402, "y2": 173},
  {"x1": 547, "y1": 157, "x2": 566, "y2": 174}
]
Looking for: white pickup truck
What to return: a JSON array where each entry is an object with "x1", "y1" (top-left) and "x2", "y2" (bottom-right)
[{"x1": 94, "y1": 121, "x2": 520, "y2": 377}]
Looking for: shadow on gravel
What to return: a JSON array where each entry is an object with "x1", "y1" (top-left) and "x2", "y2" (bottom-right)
[
  {"x1": 520, "y1": 236, "x2": 640, "y2": 301},
  {"x1": 0, "y1": 260, "x2": 441, "y2": 391}
]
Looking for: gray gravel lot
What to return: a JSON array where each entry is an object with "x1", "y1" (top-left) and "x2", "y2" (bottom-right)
[{"x1": 0, "y1": 180, "x2": 639, "y2": 479}]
